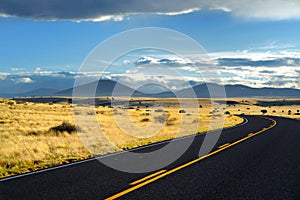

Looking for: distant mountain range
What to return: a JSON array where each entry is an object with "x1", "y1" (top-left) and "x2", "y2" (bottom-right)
[
  {"x1": 0, "y1": 88, "x2": 59, "y2": 98},
  {"x1": 56, "y1": 80, "x2": 145, "y2": 97},
  {"x1": 2, "y1": 79, "x2": 300, "y2": 98}
]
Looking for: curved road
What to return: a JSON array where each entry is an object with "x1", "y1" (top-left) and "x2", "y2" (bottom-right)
[{"x1": 1, "y1": 115, "x2": 299, "y2": 199}]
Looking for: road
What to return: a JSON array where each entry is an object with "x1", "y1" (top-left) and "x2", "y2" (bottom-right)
[{"x1": 1, "y1": 115, "x2": 299, "y2": 199}]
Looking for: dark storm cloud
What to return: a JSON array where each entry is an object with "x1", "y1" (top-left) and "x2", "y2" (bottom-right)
[
  {"x1": 1, "y1": 1, "x2": 300, "y2": 21},
  {"x1": 0, "y1": 0, "x2": 201, "y2": 21}
]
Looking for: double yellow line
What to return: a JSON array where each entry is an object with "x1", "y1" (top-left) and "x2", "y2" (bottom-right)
[{"x1": 105, "y1": 117, "x2": 277, "y2": 200}]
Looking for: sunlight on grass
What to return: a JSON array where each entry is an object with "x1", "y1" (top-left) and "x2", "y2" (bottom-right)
[{"x1": 5, "y1": 97, "x2": 294, "y2": 178}]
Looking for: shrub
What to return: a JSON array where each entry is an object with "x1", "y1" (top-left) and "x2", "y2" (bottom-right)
[
  {"x1": 7, "y1": 102, "x2": 14, "y2": 106},
  {"x1": 192, "y1": 118, "x2": 199, "y2": 123},
  {"x1": 16, "y1": 100, "x2": 25, "y2": 104},
  {"x1": 27, "y1": 131, "x2": 39, "y2": 136},
  {"x1": 140, "y1": 118, "x2": 150, "y2": 122},
  {"x1": 96, "y1": 111, "x2": 105, "y2": 115},
  {"x1": 49, "y1": 121, "x2": 78, "y2": 134},
  {"x1": 154, "y1": 114, "x2": 166, "y2": 123},
  {"x1": 261, "y1": 109, "x2": 267, "y2": 115},
  {"x1": 166, "y1": 117, "x2": 177, "y2": 126},
  {"x1": 224, "y1": 111, "x2": 231, "y2": 115}
]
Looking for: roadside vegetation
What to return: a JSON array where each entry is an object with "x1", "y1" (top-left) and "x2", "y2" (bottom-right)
[
  {"x1": 223, "y1": 98, "x2": 300, "y2": 120},
  {"x1": 1, "y1": 97, "x2": 299, "y2": 178}
]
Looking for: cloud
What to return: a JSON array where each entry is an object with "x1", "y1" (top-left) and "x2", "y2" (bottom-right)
[
  {"x1": 1, "y1": 48, "x2": 300, "y2": 92},
  {"x1": 135, "y1": 56, "x2": 193, "y2": 67},
  {"x1": 109, "y1": 73, "x2": 203, "y2": 92},
  {"x1": 15, "y1": 77, "x2": 34, "y2": 84},
  {"x1": 123, "y1": 60, "x2": 131, "y2": 65},
  {"x1": 208, "y1": 49, "x2": 300, "y2": 89},
  {"x1": 11, "y1": 68, "x2": 25, "y2": 72},
  {"x1": 0, "y1": 73, "x2": 9, "y2": 80},
  {"x1": 1, "y1": 0, "x2": 300, "y2": 22},
  {"x1": 0, "y1": 71, "x2": 77, "y2": 94},
  {"x1": 129, "y1": 49, "x2": 300, "y2": 89},
  {"x1": 217, "y1": 57, "x2": 300, "y2": 67},
  {"x1": 259, "y1": 70, "x2": 275, "y2": 74}
]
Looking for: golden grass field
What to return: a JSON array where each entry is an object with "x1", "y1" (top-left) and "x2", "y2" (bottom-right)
[
  {"x1": 0, "y1": 97, "x2": 299, "y2": 178},
  {"x1": 224, "y1": 98, "x2": 300, "y2": 120}
]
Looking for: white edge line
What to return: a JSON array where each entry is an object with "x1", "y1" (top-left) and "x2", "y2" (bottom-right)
[{"x1": 0, "y1": 115, "x2": 248, "y2": 182}]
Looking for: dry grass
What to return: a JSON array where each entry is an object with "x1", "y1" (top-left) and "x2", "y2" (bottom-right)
[
  {"x1": 0, "y1": 97, "x2": 245, "y2": 178},
  {"x1": 0, "y1": 99, "x2": 91, "y2": 178},
  {"x1": 3, "y1": 96, "x2": 300, "y2": 178},
  {"x1": 223, "y1": 98, "x2": 300, "y2": 120}
]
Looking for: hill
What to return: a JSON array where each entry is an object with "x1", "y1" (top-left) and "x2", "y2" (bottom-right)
[{"x1": 55, "y1": 80, "x2": 300, "y2": 98}]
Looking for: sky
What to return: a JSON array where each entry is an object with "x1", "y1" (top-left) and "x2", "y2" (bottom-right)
[{"x1": 0, "y1": 0, "x2": 300, "y2": 92}]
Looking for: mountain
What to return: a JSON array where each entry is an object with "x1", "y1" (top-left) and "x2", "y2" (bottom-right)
[
  {"x1": 224, "y1": 84, "x2": 300, "y2": 97},
  {"x1": 55, "y1": 79, "x2": 145, "y2": 97},
  {"x1": 3, "y1": 79, "x2": 299, "y2": 98},
  {"x1": 177, "y1": 83, "x2": 300, "y2": 98},
  {"x1": 0, "y1": 73, "x2": 75, "y2": 96},
  {"x1": 55, "y1": 80, "x2": 300, "y2": 98},
  {"x1": 20, "y1": 88, "x2": 59, "y2": 97},
  {"x1": 0, "y1": 88, "x2": 59, "y2": 98}
]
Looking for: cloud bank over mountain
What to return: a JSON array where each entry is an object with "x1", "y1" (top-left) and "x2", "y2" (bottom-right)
[
  {"x1": 1, "y1": 0, "x2": 300, "y2": 22},
  {"x1": 1, "y1": 47, "x2": 300, "y2": 95}
]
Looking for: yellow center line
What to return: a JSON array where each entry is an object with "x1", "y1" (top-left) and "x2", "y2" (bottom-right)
[
  {"x1": 218, "y1": 143, "x2": 230, "y2": 149},
  {"x1": 129, "y1": 170, "x2": 167, "y2": 185},
  {"x1": 105, "y1": 117, "x2": 276, "y2": 200}
]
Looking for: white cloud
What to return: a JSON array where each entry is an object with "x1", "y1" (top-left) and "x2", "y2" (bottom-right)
[
  {"x1": 225, "y1": 0, "x2": 300, "y2": 20},
  {"x1": 0, "y1": 72, "x2": 8, "y2": 80},
  {"x1": 208, "y1": 48, "x2": 300, "y2": 89},
  {"x1": 15, "y1": 77, "x2": 34, "y2": 84},
  {"x1": 123, "y1": 60, "x2": 131, "y2": 65},
  {"x1": 2, "y1": 48, "x2": 300, "y2": 90},
  {"x1": 135, "y1": 56, "x2": 193, "y2": 66},
  {"x1": 156, "y1": 8, "x2": 201, "y2": 16},
  {"x1": 110, "y1": 73, "x2": 202, "y2": 92},
  {"x1": 11, "y1": 68, "x2": 25, "y2": 72},
  {"x1": 209, "y1": 49, "x2": 300, "y2": 62},
  {"x1": 78, "y1": 15, "x2": 124, "y2": 22}
]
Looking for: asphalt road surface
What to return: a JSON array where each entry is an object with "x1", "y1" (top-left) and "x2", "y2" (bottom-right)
[{"x1": 1, "y1": 115, "x2": 299, "y2": 200}]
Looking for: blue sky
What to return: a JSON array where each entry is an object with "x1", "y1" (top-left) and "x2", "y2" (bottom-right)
[
  {"x1": 1, "y1": 10, "x2": 300, "y2": 71},
  {"x1": 0, "y1": 0, "x2": 300, "y2": 91}
]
